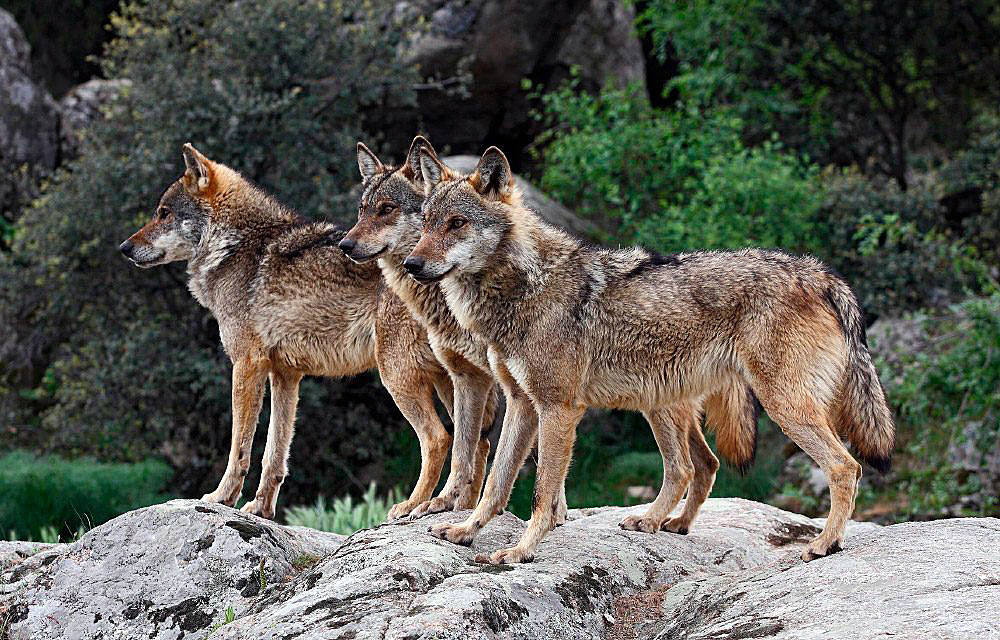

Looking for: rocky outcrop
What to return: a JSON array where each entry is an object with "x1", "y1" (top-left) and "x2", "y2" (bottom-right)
[
  {"x1": 57, "y1": 78, "x2": 131, "y2": 159},
  {"x1": 385, "y1": 0, "x2": 645, "y2": 166},
  {"x1": 646, "y1": 518, "x2": 1000, "y2": 640},
  {"x1": 444, "y1": 154, "x2": 599, "y2": 239},
  {"x1": 0, "y1": 8, "x2": 60, "y2": 232},
  {"x1": 11, "y1": 498, "x2": 993, "y2": 639}
]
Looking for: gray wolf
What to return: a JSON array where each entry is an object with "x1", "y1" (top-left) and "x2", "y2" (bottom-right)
[
  {"x1": 119, "y1": 144, "x2": 457, "y2": 519},
  {"x1": 405, "y1": 145, "x2": 894, "y2": 564}
]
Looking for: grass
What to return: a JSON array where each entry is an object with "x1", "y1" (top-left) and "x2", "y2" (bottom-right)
[
  {"x1": 284, "y1": 483, "x2": 401, "y2": 534},
  {"x1": 0, "y1": 451, "x2": 173, "y2": 541}
]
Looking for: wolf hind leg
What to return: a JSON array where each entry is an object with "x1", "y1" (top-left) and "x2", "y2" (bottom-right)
[
  {"x1": 619, "y1": 404, "x2": 696, "y2": 534},
  {"x1": 756, "y1": 388, "x2": 860, "y2": 561},
  {"x1": 662, "y1": 418, "x2": 719, "y2": 534}
]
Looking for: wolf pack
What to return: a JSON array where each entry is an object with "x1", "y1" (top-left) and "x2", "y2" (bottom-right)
[{"x1": 119, "y1": 136, "x2": 894, "y2": 565}]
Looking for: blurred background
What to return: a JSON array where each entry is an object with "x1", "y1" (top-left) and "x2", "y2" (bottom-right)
[{"x1": 0, "y1": 0, "x2": 997, "y2": 541}]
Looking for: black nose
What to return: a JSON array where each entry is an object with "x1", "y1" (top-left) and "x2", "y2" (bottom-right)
[
  {"x1": 119, "y1": 239, "x2": 133, "y2": 257},
  {"x1": 403, "y1": 256, "x2": 424, "y2": 274},
  {"x1": 338, "y1": 237, "x2": 356, "y2": 254}
]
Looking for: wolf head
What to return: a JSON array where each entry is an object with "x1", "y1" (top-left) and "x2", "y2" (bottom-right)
[
  {"x1": 404, "y1": 146, "x2": 516, "y2": 284},
  {"x1": 119, "y1": 144, "x2": 226, "y2": 268},
  {"x1": 338, "y1": 136, "x2": 448, "y2": 263}
]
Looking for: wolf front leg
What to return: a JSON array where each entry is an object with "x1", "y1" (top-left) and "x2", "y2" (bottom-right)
[
  {"x1": 241, "y1": 368, "x2": 303, "y2": 519},
  {"x1": 202, "y1": 355, "x2": 268, "y2": 507},
  {"x1": 428, "y1": 384, "x2": 538, "y2": 544},
  {"x1": 478, "y1": 403, "x2": 585, "y2": 565},
  {"x1": 410, "y1": 360, "x2": 494, "y2": 518}
]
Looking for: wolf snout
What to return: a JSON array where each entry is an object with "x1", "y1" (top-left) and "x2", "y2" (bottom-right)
[
  {"x1": 337, "y1": 237, "x2": 357, "y2": 255},
  {"x1": 119, "y1": 239, "x2": 134, "y2": 258},
  {"x1": 403, "y1": 255, "x2": 424, "y2": 275}
]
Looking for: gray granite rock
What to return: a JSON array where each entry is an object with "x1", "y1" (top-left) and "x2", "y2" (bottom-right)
[{"x1": 647, "y1": 517, "x2": 1000, "y2": 640}]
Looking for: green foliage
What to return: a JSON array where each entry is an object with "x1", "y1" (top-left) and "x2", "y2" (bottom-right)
[
  {"x1": 0, "y1": 0, "x2": 422, "y2": 505},
  {"x1": 637, "y1": 0, "x2": 1000, "y2": 187},
  {"x1": 0, "y1": 451, "x2": 173, "y2": 540},
  {"x1": 534, "y1": 82, "x2": 822, "y2": 255},
  {"x1": 875, "y1": 295, "x2": 1000, "y2": 518},
  {"x1": 209, "y1": 605, "x2": 237, "y2": 635},
  {"x1": 819, "y1": 170, "x2": 989, "y2": 319},
  {"x1": 284, "y1": 484, "x2": 401, "y2": 535}
]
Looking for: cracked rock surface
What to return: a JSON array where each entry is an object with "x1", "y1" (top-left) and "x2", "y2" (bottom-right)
[{"x1": 1, "y1": 498, "x2": 995, "y2": 639}]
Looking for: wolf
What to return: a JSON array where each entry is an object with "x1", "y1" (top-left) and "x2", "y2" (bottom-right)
[
  {"x1": 339, "y1": 136, "x2": 759, "y2": 524},
  {"x1": 405, "y1": 145, "x2": 894, "y2": 564},
  {"x1": 119, "y1": 143, "x2": 462, "y2": 520}
]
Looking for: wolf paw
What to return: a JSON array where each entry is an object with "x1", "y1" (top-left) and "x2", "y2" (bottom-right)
[
  {"x1": 428, "y1": 521, "x2": 476, "y2": 546},
  {"x1": 409, "y1": 495, "x2": 454, "y2": 519},
  {"x1": 386, "y1": 500, "x2": 420, "y2": 522},
  {"x1": 475, "y1": 546, "x2": 533, "y2": 565},
  {"x1": 201, "y1": 490, "x2": 239, "y2": 507},
  {"x1": 239, "y1": 500, "x2": 274, "y2": 520},
  {"x1": 801, "y1": 538, "x2": 843, "y2": 562},
  {"x1": 661, "y1": 517, "x2": 690, "y2": 535},
  {"x1": 619, "y1": 515, "x2": 663, "y2": 534}
]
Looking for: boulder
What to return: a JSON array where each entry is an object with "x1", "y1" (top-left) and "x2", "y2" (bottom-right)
[
  {"x1": 58, "y1": 78, "x2": 131, "y2": 159},
  {"x1": 2, "y1": 497, "x2": 882, "y2": 639},
  {"x1": 647, "y1": 518, "x2": 1000, "y2": 640},
  {"x1": 0, "y1": 8, "x2": 59, "y2": 169},
  {"x1": 384, "y1": 0, "x2": 645, "y2": 166},
  {"x1": 444, "y1": 154, "x2": 599, "y2": 239},
  {"x1": 0, "y1": 8, "x2": 60, "y2": 230}
]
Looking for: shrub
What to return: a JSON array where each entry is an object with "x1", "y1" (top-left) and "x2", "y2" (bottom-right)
[
  {"x1": 284, "y1": 484, "x2": 401, "y2": 535},
  {"x1": 0, "y1": 451, "x2": 173, "y2": 540},
  {"x1": 873, "y1": 295, "x2": 1000, "y2": 518},
  {"x1": 533, "y1": 82, "x2": 824, "y2": 255},
  {"x1": 819, "y1": 170, "x2": 989, "y2": 319}
]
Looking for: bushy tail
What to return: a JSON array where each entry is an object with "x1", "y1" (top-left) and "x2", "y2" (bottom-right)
[
  {"x1": 825, "y1": 278, "x2": 895, "y2": 473},
  {"x1": 704, "y1": 379, "x2": 760, "y2": 473}
]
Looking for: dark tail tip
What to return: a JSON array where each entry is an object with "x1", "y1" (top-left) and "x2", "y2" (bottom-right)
[{"x1": 861, "y1": 453, "x2": 892, "y2": 475}]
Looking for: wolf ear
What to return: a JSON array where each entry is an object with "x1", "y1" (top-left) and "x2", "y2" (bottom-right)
[
  {"x1": 182, "y1": 143, "x2": 214, "y2": 195},
  {"x1": 471, "y1": 146, "x2": 513, "y2": 201},
  {"x1": 357, "y1": 142, "x2": 383, "y2": 183},
  {"x1": 404, "y1": 135, "x2": 437, "y2": 184},
  {"x1": 418, "y1": 147, "x2": 447, "y2": 196}
]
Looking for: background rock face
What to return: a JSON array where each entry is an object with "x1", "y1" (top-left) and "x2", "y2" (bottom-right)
[
  {"x1": 0, "y1": 7, "x2": 59, "y2": 231},
  {"x1": 57, "y1": 78, "x2": 131, "y2": 159},
  {"x1": 388, "y1": 0, "x2": 645, "y2": 168},
  {"x1": 0, "y1": 8, "x2": 59, "y2": 169}
]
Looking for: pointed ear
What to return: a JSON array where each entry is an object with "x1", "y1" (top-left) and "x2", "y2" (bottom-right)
[
  {"x1": 404, "y1": 135, "x2": 437, "y2": 183},
  {"x1": 471, "y1": 146, "x2": 513, "y2": 201},
  {"x1": 182, "y1": 143, "x2": 214, "y2": 195},
  {"x1": 357, "y1": 142, "x2": 383, "y2": 183},
  {"x1": 418, "y1": 147, "x2": 447, "y2": 196}
]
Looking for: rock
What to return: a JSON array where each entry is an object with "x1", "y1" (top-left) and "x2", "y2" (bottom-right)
[
  {"x1": 0, "y1": 8, "x2": 60, "y2": 230},
  {"x1": 385, "y1": 0, "x2": 645, "y2": 166},
  {"x1": 0, "y1": 542, "x2": 61, "y2": 574},
  {"x1": 647, "y1": 518, "x2": 1000, "y2": 640},
  {"x1": 0, "y1": 8, "x2": 59, "y2": 168},
  {"x1": 2, "y1": 497, "x2": 879, "y2": 639},
  {"x1": 1, "y1": 500, "x2": 345, "y2": 640},
  {"x1": 444, "y1": 154, "x2": 600, "y2": 239},
  {"x1": 58, "y1": 78, "x2": 131, "y2": 159}
]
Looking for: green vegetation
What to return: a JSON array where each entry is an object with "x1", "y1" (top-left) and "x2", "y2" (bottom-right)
[
  {"x1": 284, "y1": 484, "x2": 401, "y2": 535},
  {"x1": 0, "y1": 451, "x2": 173, "y2": 540},
  {"x1": 209, "y1": 605, "x2": 236, "y2": 635},
  {"x1": 875, "y1": 295, "x2": 1000, "y2": 518}
]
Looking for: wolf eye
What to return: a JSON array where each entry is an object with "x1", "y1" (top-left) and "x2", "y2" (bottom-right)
[
  {"x1": 158, "y1": 208, "x2": 171, "y2": 220},
  {"x1": 378, "y1": 203, "x2": 397, "y2": 216},
  {"x1": 448, "y1": 218, "x2": 466, "y2": 230}
]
